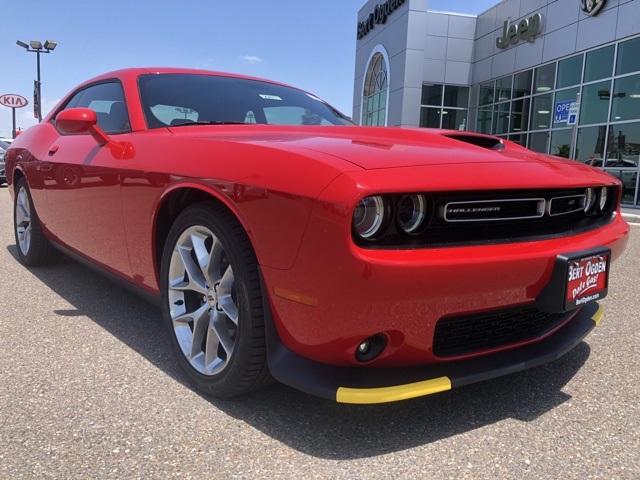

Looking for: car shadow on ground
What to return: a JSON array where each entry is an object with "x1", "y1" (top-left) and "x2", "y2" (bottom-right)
[{"x1": 8, "y1": 246, "x2": 591, "y2": 460}]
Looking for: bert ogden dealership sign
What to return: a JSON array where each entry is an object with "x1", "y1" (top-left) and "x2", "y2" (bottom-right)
[{"x1": 357, "y1": 0, "x2": 405, "y2": 39}]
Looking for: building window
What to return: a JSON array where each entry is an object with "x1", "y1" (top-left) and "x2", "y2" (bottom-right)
[
  {"x1": 477, "y1": 109, "x2": 493, "y2": 134},
  {"x1": 576, "y1": 126, "x2": 607, "y2": 163},
  {"x1": 528, "y1": 131, "x2": 549, "y2": 153},
  {"x1": 605, "y1": 122, "x2": 639, "y2": 204},
  {"x1": 420, "y1": 84, "x2": 469, "y2": 130},
  {"x1": 557, "y1": 55, "x2": 583, "y2": 89},
  {"x1": 479, "y1": 81, "x2": 495, "y2": 105},
  {"x1": 513, "y1": 71, "x2": 532, "y2": 98},
  {"x1": 362, "y1": 51, "x2": 388, "y2": 126},
  {"x1": 584, "y1": 45, "x2": 614, "y2": 82},
  {"x1": 496, "y1": 76, "x2": 513, "y2": 102},
  {"x1": 616, "y1": 37, "x2": 640, "y2": 76},
  {"x1": 550, "y1": 129, "x2": 572, "y2": 158},
  {"x1": 531, "y1": 94, "x2": 553, "y2": 130},
  {"x1": 611, "y1": 73, "x2": 640, "y2": 122},
  {"x1": 534, "y1": 63, "x2": 556, "y2": 94},
  {"x1": 494, "y1": 102, "x2": 510, "y2": 134},
  {"x1": 580, "y1": 80, "x2": 612, "y2": 125}
]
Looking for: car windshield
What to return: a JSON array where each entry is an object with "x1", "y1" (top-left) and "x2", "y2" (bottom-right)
[
  {"x1": 0, "y1": 140, "x2": 9, "y2": 150},
  {"x1": 138, "y1": 73, "x2": 353, "y2": 129}
]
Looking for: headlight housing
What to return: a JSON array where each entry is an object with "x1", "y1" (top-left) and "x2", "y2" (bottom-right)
[
  {"x1": 584, "y1": 187, "x2": 597, "y2": 215},
  {"x1": 396, "y1": 194, "x2": 429, "y2": 235},
  {"x1": 353, "y1": 195, "x2": 389, "y2": 240},
  {"x1": 352, "y1": 194, "x2": 432, "y2": 241},
  {"x1": 597, "y1": 186, "x2": 614, "y2": 215}
]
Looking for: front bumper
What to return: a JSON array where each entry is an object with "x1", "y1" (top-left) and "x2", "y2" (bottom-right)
[{"x1": 266, "y1": 301, "x2": 603, "y2": 404}]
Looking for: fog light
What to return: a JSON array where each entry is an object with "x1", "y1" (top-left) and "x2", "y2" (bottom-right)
[
  {"x1": 354, "y1": 334, "x2": 387, "y2": 363},
  {"x1": 357, "y1": 340, "x2": 370, "y2": 354}
]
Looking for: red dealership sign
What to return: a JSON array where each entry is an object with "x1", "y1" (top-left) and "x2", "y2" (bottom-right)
[{"x1": 0, "y1": 94, "x2": 29, "y2": 108}]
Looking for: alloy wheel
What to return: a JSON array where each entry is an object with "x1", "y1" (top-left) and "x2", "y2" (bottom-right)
[{"x1": 167, "y1": 225, "x2": 239, "y2": 376}]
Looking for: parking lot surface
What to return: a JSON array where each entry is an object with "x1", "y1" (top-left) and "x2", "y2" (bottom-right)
[{"x1": 1, "y1": 188, "x2": 638, "y2": 479}]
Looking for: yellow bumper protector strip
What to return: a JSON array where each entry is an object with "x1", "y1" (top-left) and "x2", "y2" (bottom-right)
[
  {"x1": 336, "y1": 377, "x2": 452, "y2": 404},
  {"x1": 591, "y1": 303, "x2": 604, "y2": 326}
]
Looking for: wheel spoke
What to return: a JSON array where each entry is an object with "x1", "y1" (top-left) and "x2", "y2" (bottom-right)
[
  {"x1": 175, "y1": 245, "x2": 207, "y2": 295},
  {"x1": 217, "y1": 265, "x2": 238, "y2": 323},
  {"x1": 189, "y1": 304, "x2": 211, "y2": 361},
  {"x1": 210, "y1": 310, "x2": 235, "y2": 358},
  {"x1": 204, "y1": 238, "x2": 224, "y2": 287}
]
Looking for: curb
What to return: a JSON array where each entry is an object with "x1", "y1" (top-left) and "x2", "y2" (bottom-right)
[{"x1": 621, "y1": 213, "x2": 640, "y2": 224}]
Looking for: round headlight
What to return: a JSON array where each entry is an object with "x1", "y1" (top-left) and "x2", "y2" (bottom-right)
[
  {"x1": 598, "y1": 187, "x2": 613, "y2": 214},
  {"x1": 353, "y1": 195, "x2": 387, "y2": 239},
  {"x1": 584, "y1": 187, "x2": 597, "y2": 215},
  {"x1": 396, "y1": 194, "x2": 428, "y2": 234}
]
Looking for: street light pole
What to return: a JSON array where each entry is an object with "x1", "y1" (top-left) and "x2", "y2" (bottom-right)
[{"x1": 16, "y1": 39, "x2": 57, "y2": 122}]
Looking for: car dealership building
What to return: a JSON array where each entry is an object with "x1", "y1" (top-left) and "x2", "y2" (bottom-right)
[{"x1": 354, "y1": 0, "x2": 640, "y2": 207}]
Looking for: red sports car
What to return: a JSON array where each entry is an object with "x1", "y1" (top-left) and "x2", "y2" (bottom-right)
[{"x1": 6, "y1": 68, "x2": 629, "y2": 404}]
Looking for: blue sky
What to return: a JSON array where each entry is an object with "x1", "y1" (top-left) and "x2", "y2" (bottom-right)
[{"x1": 1, "y1": 0, "x2": 497, "y2": 138}]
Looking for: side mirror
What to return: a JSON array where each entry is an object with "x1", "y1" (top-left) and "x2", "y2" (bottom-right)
[
  {"x1": 55, "y1": 108, "x2": 110, "y2": 147},
  {"x1": 56, "y1": 108, "x2": 97, "y2": 134}
]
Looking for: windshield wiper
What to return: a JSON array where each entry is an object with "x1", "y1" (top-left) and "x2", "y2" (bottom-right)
[{"x1": 170, "y1": 120, "x2": 250, "y2": 127}]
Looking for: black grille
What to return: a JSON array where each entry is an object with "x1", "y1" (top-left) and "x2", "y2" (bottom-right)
[
  {"x1": 549, "y1": 195, "x2": 585, "y2": 216},
  {"x1": 433, "y1": 304, "x2": 573, "y2": 357}
]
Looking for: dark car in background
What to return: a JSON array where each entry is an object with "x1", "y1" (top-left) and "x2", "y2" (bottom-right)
[{"x1": 0, "y1": 140, "x2": 10, "y2": 185}]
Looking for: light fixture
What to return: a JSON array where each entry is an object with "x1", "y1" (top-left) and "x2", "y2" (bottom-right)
[
  {"x1": 538, "y1": 110, "x2": 550, "y2": 114},
  {"x1": 630, "y1": 93, "x2": 640, "y2": 99},
  {"x1": 537, "y1": 86, "x2": 551, "y2": 92},
  {"x1": 16, "y1": 39, "x2": 58, "y2": 122}
]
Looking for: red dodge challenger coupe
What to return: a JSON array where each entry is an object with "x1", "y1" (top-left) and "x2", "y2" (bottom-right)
[{"x1": 6, "y1": 68, "x2": 629, "y2": 404}]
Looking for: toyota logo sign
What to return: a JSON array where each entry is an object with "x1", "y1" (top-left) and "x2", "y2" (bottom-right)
[{"x1": 581, "y1": 0, "x2": 606, "y2": 16}]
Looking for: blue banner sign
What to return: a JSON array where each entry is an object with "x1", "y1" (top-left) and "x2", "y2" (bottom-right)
[{"x1": 554, "y1": 100, "x2": 575, "y2": 124}]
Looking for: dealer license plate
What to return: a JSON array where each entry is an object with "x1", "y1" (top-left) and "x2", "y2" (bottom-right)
[{"x1": 565, "y1": 251, "x2": 610, "y2": 310}]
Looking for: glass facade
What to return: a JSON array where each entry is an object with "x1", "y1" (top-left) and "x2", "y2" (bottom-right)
[
  {"x1": 472, "y1": 35, "x2": 640, "y2": 207},
  {"x1": 419, "y1": 84, "x2": 469, "y2": 130}
]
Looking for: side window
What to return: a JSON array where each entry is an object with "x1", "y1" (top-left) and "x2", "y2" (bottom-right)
[{"x1": 60, "y1": 82, "x2": 130, "y2": 134}]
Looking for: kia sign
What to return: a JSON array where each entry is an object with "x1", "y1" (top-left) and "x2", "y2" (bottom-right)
[
  {"x1": 0, "y1": 94, "x2": 28, "y2": 108},
  {"x1": 1, "y1": 93, "x2": 29, "y2": 139}
]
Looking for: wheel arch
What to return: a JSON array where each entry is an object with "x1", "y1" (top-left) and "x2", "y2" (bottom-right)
[{"x1": 153, "y1": 184, "x2": 254, "y2": 285}]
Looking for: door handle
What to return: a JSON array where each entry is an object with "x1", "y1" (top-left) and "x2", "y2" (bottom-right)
[{"x1": 48, "y1": 145, "x2": 59, "y2": 156}]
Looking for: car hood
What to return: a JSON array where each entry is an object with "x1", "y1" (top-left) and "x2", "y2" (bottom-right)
[{"x1": 168, "y1": 125, "x2": 566, "y2": 170}]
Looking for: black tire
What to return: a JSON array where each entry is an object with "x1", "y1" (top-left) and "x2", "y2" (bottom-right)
[
  {"x1": 14, "y1": 177, "x2": 63, "y2": 266},
  {"x1": 160, "y1": 202, "x2": 271, "y2": 398}
]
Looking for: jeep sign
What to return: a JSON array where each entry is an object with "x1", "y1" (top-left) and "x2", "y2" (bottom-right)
[{"x1": 496, "y1": 14, "x2": 543, "y2": 49}]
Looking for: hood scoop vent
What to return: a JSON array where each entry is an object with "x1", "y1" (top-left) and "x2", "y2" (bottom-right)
[{"x1": 444, "y1": 134, "x2": 505, "y2": 151}]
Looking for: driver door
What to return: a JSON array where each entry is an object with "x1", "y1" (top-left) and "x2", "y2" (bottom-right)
[{"x1": 43, "y1": 81, "x2": 132, "y2": 279}]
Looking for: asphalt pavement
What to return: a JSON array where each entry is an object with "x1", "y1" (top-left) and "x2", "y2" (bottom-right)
[{"x1": 1, "y1": 186, "x2": 638, "y2": 479}]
